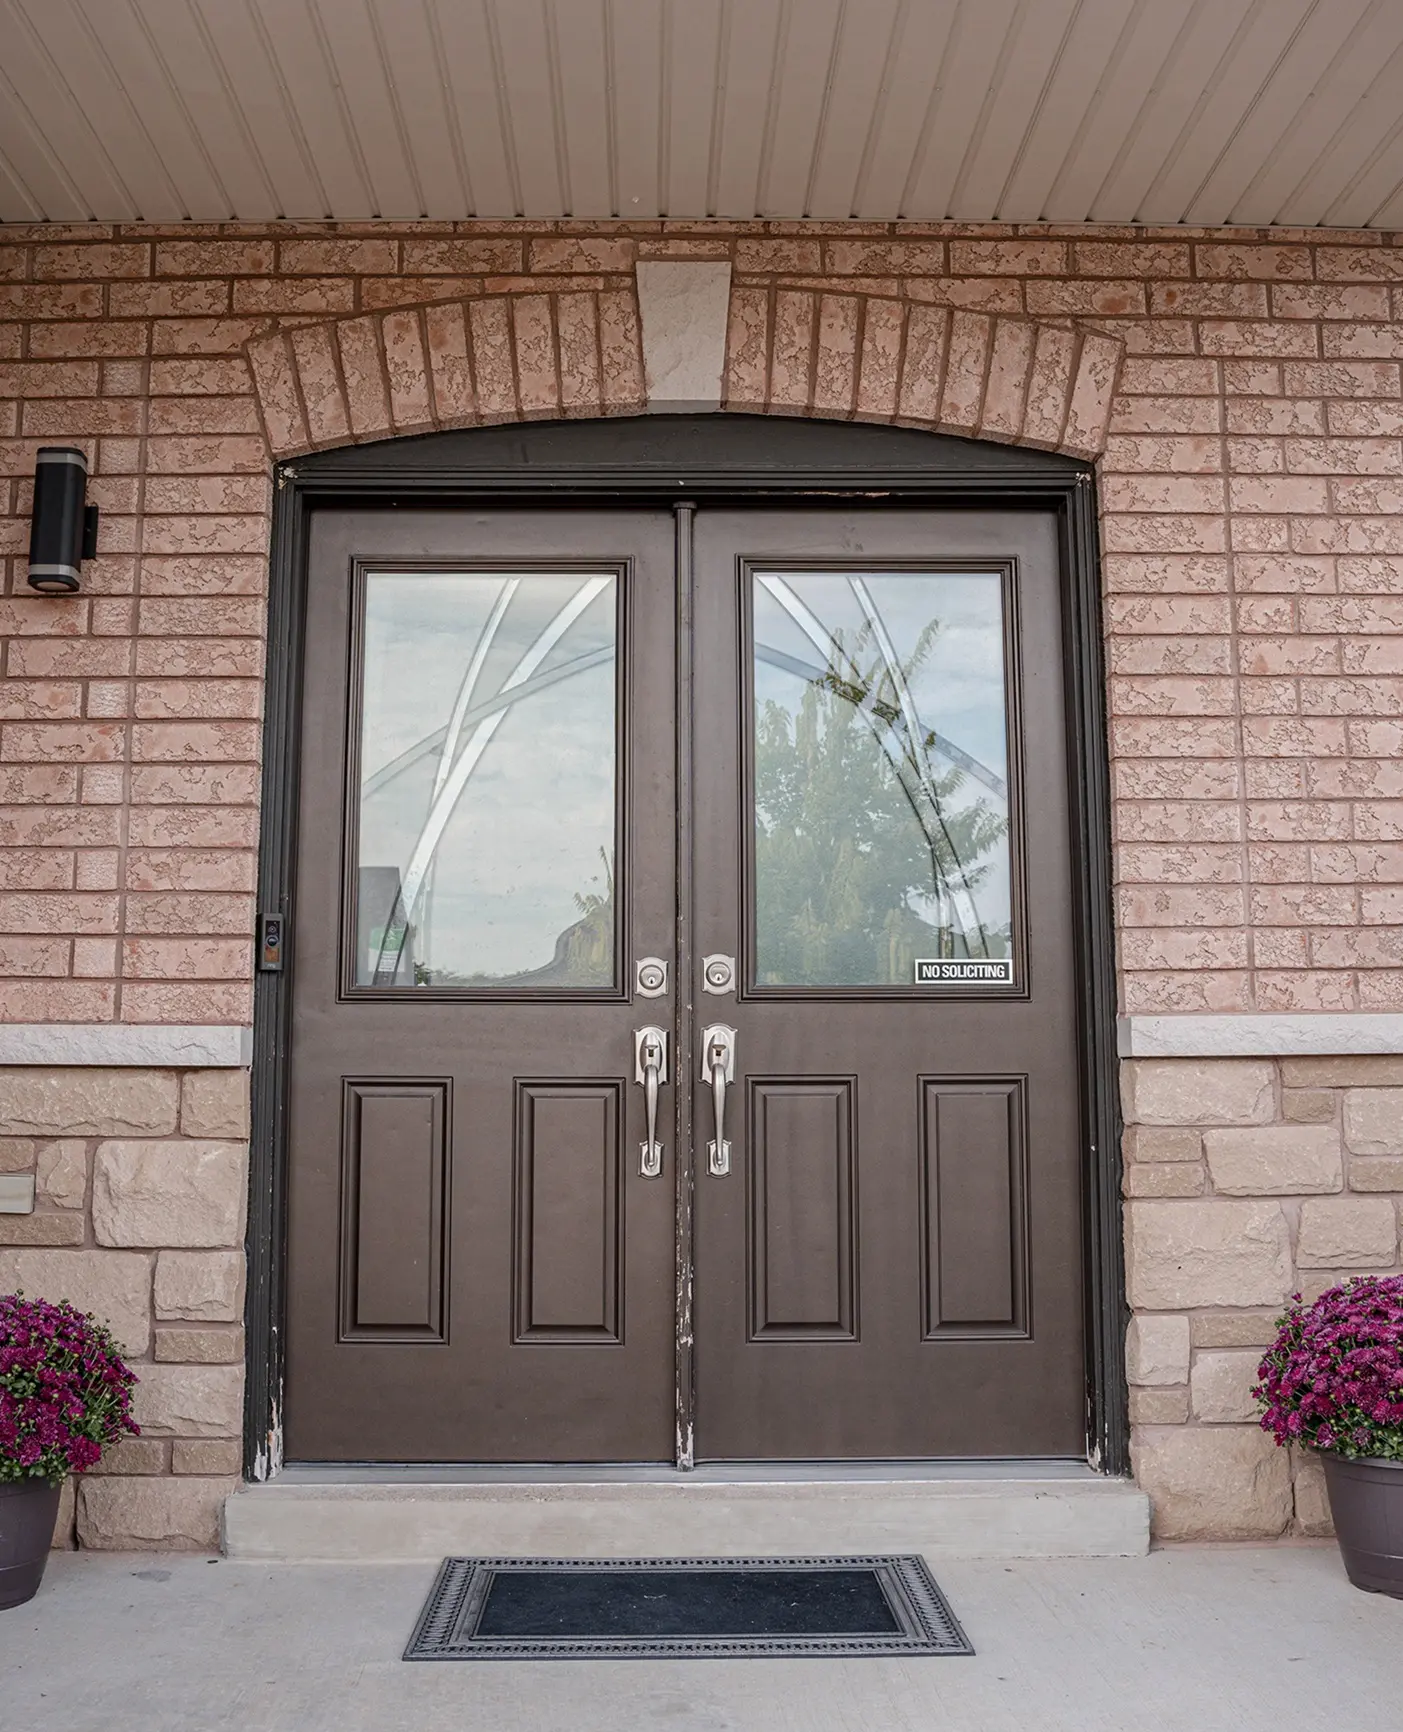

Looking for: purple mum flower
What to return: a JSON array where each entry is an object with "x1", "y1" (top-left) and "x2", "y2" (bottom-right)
[
  {"x1": 1256, "y1": 1276, "x2": 1403, "y2": 1463},
  {"x1": 0, "y1": 1292, "x2": 140, "y2": 1488}
]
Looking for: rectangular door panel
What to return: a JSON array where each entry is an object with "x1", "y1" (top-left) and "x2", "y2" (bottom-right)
[
  {"x1": 920, "y1": 1077, "x2": 1028, "y2": 1338},
  {"x1": 513, "y1": 1082, "x2": 622, "y2": 1342},
  {"x1": 285, "y1": 508, "x2": 677, "y2": 1463},
  {"x1": 693, "y1": 507, "x2": 1086, "y2": 1461},
  {"x1": 339, "y1": 1080, "x2": 449, "y2": 1340},
  {"x1": 748, "y1": 1080, "x2": 856, "y2": 1340}
]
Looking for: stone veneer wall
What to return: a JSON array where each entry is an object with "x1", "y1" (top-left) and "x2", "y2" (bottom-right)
[
  {"x1": 0, "y1": 1067, "x2": 246, "y2": 1548},
  {"x1": 1127, "y1": 1054, "x2": 1403, "y2": 1539},
  {"x1": 5, "y1": 221, "x2": 1403, "y2": 1544}
]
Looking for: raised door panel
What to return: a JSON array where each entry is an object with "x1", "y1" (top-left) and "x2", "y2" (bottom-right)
[
  {"x1": 747, "y1": 1080, "x2": 857, "y2": 1340},
  {"x1": 339, "y1": 1080, "x2": 449, "y2": 1341},
  {"x1": 512, "y1": 1082, "x2": 623, "y2": 1343},
  {"x1": 920, "y1": 1077, "x2": 1029, "y2": 1338}
]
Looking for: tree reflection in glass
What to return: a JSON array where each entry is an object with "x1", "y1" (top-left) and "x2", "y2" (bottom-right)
[
  {"x1": 354, "y1": 572, "x2": 618, "y2": 991},
  {"x1": 752, "y1": 571, "x2": 1012, "y2": 988}
]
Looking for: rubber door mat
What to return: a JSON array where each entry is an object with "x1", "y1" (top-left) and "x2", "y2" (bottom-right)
[{"x1": 404, "y1": 1555, "x2": 973, "y2": 1659}]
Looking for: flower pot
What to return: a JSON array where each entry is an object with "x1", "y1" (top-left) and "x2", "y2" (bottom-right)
[
  {"x1": 0, "y1": 1479, "x2": 62, "y2": 1610},
  {"x1": 1322, "y1": 1453, "x2": 1403, "y2": 1597}
]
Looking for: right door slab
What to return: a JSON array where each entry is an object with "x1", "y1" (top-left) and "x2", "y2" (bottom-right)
[{"x1": 691, "y1": 507, "x2": 1086, "y2": 1460}]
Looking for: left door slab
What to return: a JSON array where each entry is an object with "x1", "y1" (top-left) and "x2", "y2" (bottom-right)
[{"x1": 284, "y1": 508, "x2": 678, "y2": 1463}]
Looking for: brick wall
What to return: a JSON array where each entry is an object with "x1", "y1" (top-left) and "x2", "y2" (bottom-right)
[
  {"x1": 1124, "y1": 1053, "x2": 1403, "y2": 1539},
  {"x1": 5, "y1": 220, "x2": 1403, "y2": 1544},
  {"x1": 0, "y1": 1066, "x2": 246, "y2": 1548},
  {"x1": 4, "y1": 221, "x2": 1403, "y2": 1014}
]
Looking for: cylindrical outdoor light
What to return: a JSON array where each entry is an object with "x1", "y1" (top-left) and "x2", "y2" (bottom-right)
[{"x1": 27, "y1": 447, "x2": 99, "y2": 595}]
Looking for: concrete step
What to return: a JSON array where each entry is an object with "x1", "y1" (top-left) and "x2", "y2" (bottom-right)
[{"x1": 222, "y1": 1465, "x2": 1149, "y2": 1561}]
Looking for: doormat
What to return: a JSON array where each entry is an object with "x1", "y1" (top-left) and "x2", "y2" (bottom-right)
[{"x1": 403, "y1": 1555, "x2": 973, "y2": 1660}]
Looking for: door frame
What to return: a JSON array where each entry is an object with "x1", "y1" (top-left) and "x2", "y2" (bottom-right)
[{"x1": 244, "y1": 414, "x2": 1126, "y2": 1479}]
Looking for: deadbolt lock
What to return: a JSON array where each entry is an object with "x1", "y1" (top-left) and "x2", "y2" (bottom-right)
[
  {"x1": 636, "y1": 957, "x2": 669, "y2": 998},
  {"x1": 701, "y1": 954, "x2": 735, "y2": 994}
]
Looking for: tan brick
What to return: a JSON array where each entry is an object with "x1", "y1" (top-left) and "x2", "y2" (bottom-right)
[
  {"x1": 153, "y1": 1249, "x2": 244, "y2": 1322},
  {"x1": 93, "y1": 1139, "x2": 246, "y2": 1248},
  {"x1": 1123, "y1": 1059, "x2": 1275, "y2": 1126},
  {"x1": 1126, "y1": 1313, "x2": 1190, "y2": 1385},
  {"x1": 1191, "y1": 1350, "x2": 1264, "y2": 1423},
  {"x1": 172, "y1": 1439, "x2": 242, "y2": 1476},
  {"x1": 383, "y1": 307, "x2": 433, "y2": 431},
  {"x1": 1343, "y1": 1087, "x2": 1403, "y2": 1155},
  {"x1": 132, "y1": 1363, "x2": 243, "y2": 1437},
  {"x1": 34, "y1": 243, "x2": 151, "y2": 280},
  {"x1": 1133, "y1": 1425, "x2": 1291, "y2": 1540},
  {"x1": 1129, "y1": 1386, "x2": 1190, "y2": 1424},
  {"x1": 91, "y1": 1437, "x2": 168, "y2": 1476},
  {"x1": 278, "y1": 238, "x2": 399, "y2": 274},
  {"x1": 511, "y1": 293, "x2": 560, "y2": 415},
  {"x1": 0, "y1": 1069, "x2": 178, "y2": 1136},
  {"x1": 0, "y1": 1248, "x2": 151, "y2": 1355},
  {"x1": 179, "y1": 1072, "x2": 250, "y2": 1139},
  {"x1": 1203, "y1": 1125, "x2": 1342, "y2": 1195},
  {"x1": 1281, "y1": 1089, "x2": 1335, "y2": 1124},
  {"x1": 402, "y1": 239, "x2": 523, "y2": 274},
  {"x1": 232, "y1": 278, "x2": 353, "y2": 314},
  {"x1": 109, "y1": 281, "x2": 229, "y2": 317},
  {"x1": 1283, "y1": 1057, "x2": 1403, "y2": 1087},
  {"x1": 78, "y1": 1476, "x2": 234, "y2": 1551},
  {"x1": 0, "y1": 284, "x2": 103, "y2": 318},
  {"x1": 938, "y1": 309, "x2": 989, "y2": 431},
  {"x1": 1349, "y1": 1156, "x2": 1403, "y2": 1191},
  {"x1": 530, "y1": 237, "x2": 634, "y2": 272},
  {"x1": 0, "y1": 1138, "x2": 38, "y2": 1173},
  {"x1": 1127, "y1": 1199, "x2": 1292, "y2": 1308},
  {"x1": 35, "y1": 1139, "x2": 87, "y2": 1208},
  {"x1": 948, "y1": 240, "x2": 1067, "y2": 275},
  {"x1": 1296, "y1": 1196, "x2": 1397, "y2": 1267},
  {"x1": 1292, "y1": 1449, "x2": 1334, "y2": 1537},
  {"x1": 1123, "y1": 1126, "x2": 1203, "y2": 1163},
  {"x1": 0, "y1": 1213, "x2": 85, "y2": 1246},
  {"x1": 1125, "y1": 1162, "x2": 1206, "y2": 1197},
  {"x1": 154, "y1": 1326, "x2": 243, "y2": 1363},
  {"x1": 1189, "y1": 1308, "x2": 1280, "y2": 1348},
  {"x1": 1195, "y1": 245, "x2": 1311, "y2": 280},
  {"x1": 156, "y1": 240, "x2": 273, "y2": 276}
]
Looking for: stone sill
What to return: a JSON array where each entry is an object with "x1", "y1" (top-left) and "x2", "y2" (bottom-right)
[
  {"x1": 1118, "y1": 1015, "x2": 1403, "y2": 1059},
  {"x1": 0, "y1": 1026, "x2": 251, "y2": 1068}
]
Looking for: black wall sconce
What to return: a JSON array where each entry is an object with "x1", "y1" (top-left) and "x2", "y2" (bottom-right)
[{"x1": 27, "y1": 447, "x2": 99, "y2": 595}]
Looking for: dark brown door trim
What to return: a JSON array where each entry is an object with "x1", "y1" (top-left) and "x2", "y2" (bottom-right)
[{"x1": 245, "y1": 415, "x2": 1125, "y2": 1479}]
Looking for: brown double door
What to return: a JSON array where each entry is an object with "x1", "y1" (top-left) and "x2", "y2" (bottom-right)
[{"x1": 284, "y1": 502, "x2": 1086, "y2": 1463}]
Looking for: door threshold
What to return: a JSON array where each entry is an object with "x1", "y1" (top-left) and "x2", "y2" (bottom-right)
[
  {"x1": 225, "y1": 1461, "x2": 1149, "y2": 1561},
  {"x1": 270, "y1": 1457, "x2": 1102, "y2": 1485}
]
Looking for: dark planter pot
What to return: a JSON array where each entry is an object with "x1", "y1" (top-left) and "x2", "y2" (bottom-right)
[
  {"x1": 1322, "y1": 1453, "x2": 1403, "y2": 1597},
  {"x1": 0, "y1": 1478, "x2": 62, "y2": 1610}
]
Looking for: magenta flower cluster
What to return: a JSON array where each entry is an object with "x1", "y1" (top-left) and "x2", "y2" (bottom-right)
[
  {"x1": 1255, "y1": 1275, "x2": 1403, "y2": 1461},
  {"x1": 0, "y1": 1292, "x2": 139, "y2": 1486}
]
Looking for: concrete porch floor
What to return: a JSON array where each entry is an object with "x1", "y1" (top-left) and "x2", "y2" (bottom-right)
[{"x1": 4, "y1": 1546, "x2": 1400, "y2": 1732}]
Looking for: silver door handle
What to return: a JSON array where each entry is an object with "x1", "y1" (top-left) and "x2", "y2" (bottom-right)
[
  {"x1": 634, "y1": 1026, "x2": 668, "y2": 1178},
  {"x1": 700, "y1": 1024, "x2": 736, "y2": 1177}
]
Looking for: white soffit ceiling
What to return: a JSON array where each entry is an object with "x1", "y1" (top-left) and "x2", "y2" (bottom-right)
[{"x1": 3, "y1": 0, "x2": 1403, "y2": 229}]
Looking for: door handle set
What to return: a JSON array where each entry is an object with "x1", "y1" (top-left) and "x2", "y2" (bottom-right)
[
  {"x1": 630, "y1": 1021, "x2": 737, "y2": 1180},
  {"x1": 634, "y1": 1025, "x2": 668, "y2": 1178},
  {"x1": 700, "y1": 1024, "x2": 736, "y2": 1177}
]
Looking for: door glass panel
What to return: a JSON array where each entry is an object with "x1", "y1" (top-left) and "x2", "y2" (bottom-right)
[
  {"x1": 750, "y1": 569, "x2": 1013, "y2": 988},
  {"x1": 352, "y1": 571, "x2": 618, "y2": 991}
]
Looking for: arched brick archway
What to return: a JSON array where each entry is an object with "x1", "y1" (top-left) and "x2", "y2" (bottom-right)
[{"x1": 245, "y1": 281, "x2": 1124, "y2": 463}]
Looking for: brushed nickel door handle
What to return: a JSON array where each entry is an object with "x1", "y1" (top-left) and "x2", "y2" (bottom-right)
[
  {"x1": 634, "y1": 1025, "x2": 668, "y2": 1178},
  {"x1": 700, "y1": 1024, "x2": 736, "y2": 1177}
]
